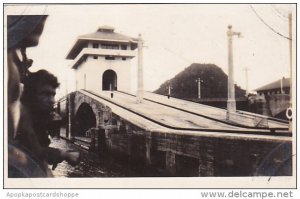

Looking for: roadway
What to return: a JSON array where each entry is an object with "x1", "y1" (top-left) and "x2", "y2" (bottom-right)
[{"x1": 80, "y1": 90, "x2": 290, "y2": 138}]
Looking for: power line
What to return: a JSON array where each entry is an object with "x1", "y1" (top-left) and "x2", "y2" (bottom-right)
[
  {"x1": 250, "y1": 5, "x2": 291, "y2": 41},
  {"x1": 271, "y1": 5, "x2": 289, "y2": 19},
  {"x1": 271, "y1": 5, "x2": 288, "y2": 21}
]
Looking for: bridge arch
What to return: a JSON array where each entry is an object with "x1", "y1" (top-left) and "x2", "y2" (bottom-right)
[
  {"x1": 102, "y1": 69, "x2": 117, "y2": 91},
  {"x1": 74, "y1": 102, "x2": 97, "y2": 137}
]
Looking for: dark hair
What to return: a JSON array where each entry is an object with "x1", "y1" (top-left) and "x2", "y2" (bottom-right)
[{"x1": 21, "y1": 70, "x2": 60, "y2": 104}]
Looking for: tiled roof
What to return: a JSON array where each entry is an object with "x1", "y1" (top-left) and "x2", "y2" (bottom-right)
[
  {"x1": 78, "y1": 31, "x2": 136, "y2": 42},
  {"x1": 255, "y1": 78, "x2": 290, "y2": 92},
  {"x1": 66, "y1": 26, "x2": 138, "y2": 59}
]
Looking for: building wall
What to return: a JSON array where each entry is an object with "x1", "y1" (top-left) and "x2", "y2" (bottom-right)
[
  {"x1": 73, "y1": 40, "x2": 136, "y2": 93},
  {"x1": 75, "y1": 54, "x2": 133, "y2": 93},
  {"x1": 255, "y1": 89, "x2": 290, "y2": 118}
]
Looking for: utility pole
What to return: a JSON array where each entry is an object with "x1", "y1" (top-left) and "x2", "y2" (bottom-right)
[
  {"x1": 227, "y1": 25, "x2": 242, "y2": 114},
  {"x1": 65, "y1": 79, "x2": 68, "y2": 96},
  {"x1": 243, "y1": 67, "x2": 249, "y2": 96},
  {"x1": 136, "y1": 34, "x2": 144, "y2": 103},
  {"x1": 68, "y1": 93, "x2": 72, "y2": 140},
  {"x1": 84, "y1": 73, "x2": 86, "y2": 90},
  {"x1": 65, "y1": 78, "x2": 70, "y2": 139},
  {"x1": 196, "y1": 77, "x2": 203, "y2": 99},
  {"x1": 167, "y1": 81, "x2": 172, "y2": 99},
  {"x1": 288, "y1": 12, "x2": 293, "y2": 131},
  {"x1": 280, "y1": 77, "x2": 284, "y2": 94}
]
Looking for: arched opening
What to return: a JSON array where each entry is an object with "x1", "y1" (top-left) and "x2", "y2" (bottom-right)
[
  {"x1": 74, "y1": 103, "x2": 96, "y2": 137},
  {"x1": 102, "y1": 70, "x2": 117, "y2": 91}
]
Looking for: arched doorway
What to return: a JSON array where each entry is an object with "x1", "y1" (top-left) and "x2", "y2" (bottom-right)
[
  {"x1": 74, "y1": 103, "x2": 96, "y2": 137},
  {"x1": 102, "y1": 70, "x2": 117, "y2": 91}
]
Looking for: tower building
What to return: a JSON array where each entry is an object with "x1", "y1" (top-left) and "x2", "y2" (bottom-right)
[{"x1": 66, "y1": 26, "x2": 138, "y2": 93}]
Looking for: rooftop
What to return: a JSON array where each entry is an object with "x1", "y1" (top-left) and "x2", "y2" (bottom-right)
[
  {"x1": 66, "y1": 26, "x2": 138, "y2": 59},
  {"x1": 255, "y1": 77, "x2": 290, "y2": 92},
  {"x1": 97, "y1": 25, "x2": 115, "y2": 32}
]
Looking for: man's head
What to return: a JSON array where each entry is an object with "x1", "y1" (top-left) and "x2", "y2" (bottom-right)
[
  {"x1": 7, "y1": 15, "x2": 48, "y2": 138},
  {"x1": 22, "y1": 70, "x2": 59, "y2": 114}
]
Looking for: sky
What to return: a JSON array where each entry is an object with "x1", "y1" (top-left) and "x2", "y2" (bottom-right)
[{"x1": 4, "y1": 4, "x2": 296, "y2": 99}]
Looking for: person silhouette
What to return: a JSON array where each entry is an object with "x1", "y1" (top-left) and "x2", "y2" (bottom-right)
[{"x1": 7, "y1": 15, "x2": 79, "y2": 177}]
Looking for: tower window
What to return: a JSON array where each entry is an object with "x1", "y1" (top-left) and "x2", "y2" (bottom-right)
[
  {"x1": 122, "y1": 57, "x2": 126, "y2": 61},
  {"x1": 93, "y1": 43, "x2": 99, "y2": 48},
  {"x1": 121, "y1": 45, "x2": 127, "y2": 50},
  {"x1": 105, "y1": 56, "x2": 115, "y2": 60},
  {"x1": 93, "y1": 55, "x2": 98, "y2": 59},
  {"x1": 102, "y1": 44, "x2": 119, "y2": 50}
]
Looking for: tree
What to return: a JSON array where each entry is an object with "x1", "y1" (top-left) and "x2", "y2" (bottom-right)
[{"x1": 154, "y1": 63, "x2": 246, "y2": 99}]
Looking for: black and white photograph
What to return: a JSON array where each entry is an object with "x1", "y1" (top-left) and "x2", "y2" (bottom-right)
[{"x1": 3, "y1": 3, "x2": 296, "y2": 188}]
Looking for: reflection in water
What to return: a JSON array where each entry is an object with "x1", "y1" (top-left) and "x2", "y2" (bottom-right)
[{"x1": 49, "y1": 138, "x2": 131, "y2": 177}]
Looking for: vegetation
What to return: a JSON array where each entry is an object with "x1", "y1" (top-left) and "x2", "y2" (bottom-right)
[{"x1": 154, "y1": 63, "x2": 246, "y2": 99}]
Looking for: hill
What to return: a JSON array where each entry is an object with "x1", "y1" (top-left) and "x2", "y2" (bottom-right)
[{"x1": 154, "y1": 63, "x2": 246, "y2": 99}]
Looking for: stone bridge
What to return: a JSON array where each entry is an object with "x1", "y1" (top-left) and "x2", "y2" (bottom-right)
[{"x1": 57, "y1": 90, "x2": 292, "y2": 177}]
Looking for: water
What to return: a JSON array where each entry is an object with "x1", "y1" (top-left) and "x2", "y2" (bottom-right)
[{"x1": 49, "y1": 137, "x2": 136, "y2": 177}]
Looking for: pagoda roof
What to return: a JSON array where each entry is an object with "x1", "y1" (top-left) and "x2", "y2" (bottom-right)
[
  {"x1": 255, "y1": 77, "x2": 290, "y2": 92},
  {"x1": 66, "y1": 26, "x2": 138, "y2": 59}
]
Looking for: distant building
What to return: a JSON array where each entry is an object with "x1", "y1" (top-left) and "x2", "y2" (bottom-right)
[
  {"x1": 255, "y1": 77, "x2": 290, "y2": 97},
  {"x1": 66, "y1": 26, "x2": 138, "y2": 93},
  {"x1": 254, "y1": 77, "x2": 290, "y2": 119}
]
